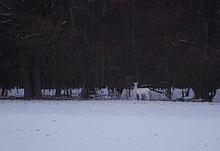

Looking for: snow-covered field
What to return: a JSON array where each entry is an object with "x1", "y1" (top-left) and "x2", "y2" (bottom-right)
[{"x1": 0, "y1": 100, "x2": 220, "y2": 151}]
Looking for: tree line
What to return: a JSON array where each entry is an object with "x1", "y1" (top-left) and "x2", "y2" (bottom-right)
[{"x1": 0, "y1": 0, "x2": 220, "y2": 101}]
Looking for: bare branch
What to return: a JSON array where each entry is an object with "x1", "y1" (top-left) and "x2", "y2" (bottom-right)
[
  {"x1": 179, "y1": 39, "x2": 195, "y2": 45},
  {"x1": 172, "y1": 42, "x2": 177, "y2": 47},
  {"x1": 20, "y1": 33, "x2": 40, "y2": 40},
  {"x1": 51, "y1": 1, "x2": 54, "y2": 8},
  {"x1": 0, "y1": 2, "x2": 11, "y2": 10},
  {"x1": 60, "y1": 21, "x2": 67, "y2": 26},
  {"x1": 0, "y1": 20, "x2": 11, "y2": 23},
  {"x1": 1, "y1": 13, "x2": 12, "y2": 17},
  {"x1": 179, "y1": 39, "x2": 189, "y2": 43}
]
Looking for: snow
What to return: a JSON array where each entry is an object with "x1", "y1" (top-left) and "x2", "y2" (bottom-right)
[{"x1": 0, "y1": 100, "x2": 220, "y2": 151}]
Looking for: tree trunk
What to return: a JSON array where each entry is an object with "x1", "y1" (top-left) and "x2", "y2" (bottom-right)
[
  {"x1": 19, "y1": 48, "x2": 33, "y2": 99},
  {"x1": 132, "y1": 0, "x2": 139, "y2": 81},
  {"x1": 192, "y1": 86, "x2": 213, "y2": 102},
  {"x1": 1, "y1": 61, "x2": 10, "y2": 96},
  {"x1": 55, "y1": 56, "x2": 61, "y2": 97},
  {"x1": 100, "y1": 0, "x2": 107, "y2": 86},
  {"x1": 31, "y1": 53, "x2": 41, "y2": 97}
]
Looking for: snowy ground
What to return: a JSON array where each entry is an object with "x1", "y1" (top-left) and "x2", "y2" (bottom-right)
[{"x1": 0, "y1": 100, "x2": 220, "y2": 151}]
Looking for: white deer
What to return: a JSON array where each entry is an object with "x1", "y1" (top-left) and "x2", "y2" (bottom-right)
[{"x1": 133, "y1": 82, "x2": 150, "y2": 101}]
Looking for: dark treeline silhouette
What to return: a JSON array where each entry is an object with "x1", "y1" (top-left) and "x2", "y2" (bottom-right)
[{"x1": 0, "y1": 0, "x2": 220, "y2": 101}]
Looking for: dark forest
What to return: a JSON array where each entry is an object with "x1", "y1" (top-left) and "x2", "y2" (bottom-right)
[{"x1": 0, "y1": 0, "x2": 220, "y2": 101}]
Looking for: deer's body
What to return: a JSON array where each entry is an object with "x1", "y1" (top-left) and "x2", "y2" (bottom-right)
[{"x1": 133, "y1": 82, "x2": 150, "y2": 101}]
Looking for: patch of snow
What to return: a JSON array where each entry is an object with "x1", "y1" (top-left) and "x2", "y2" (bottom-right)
[{"x1": 0, "y1": 100, "x2": 220, "y2": 151}]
